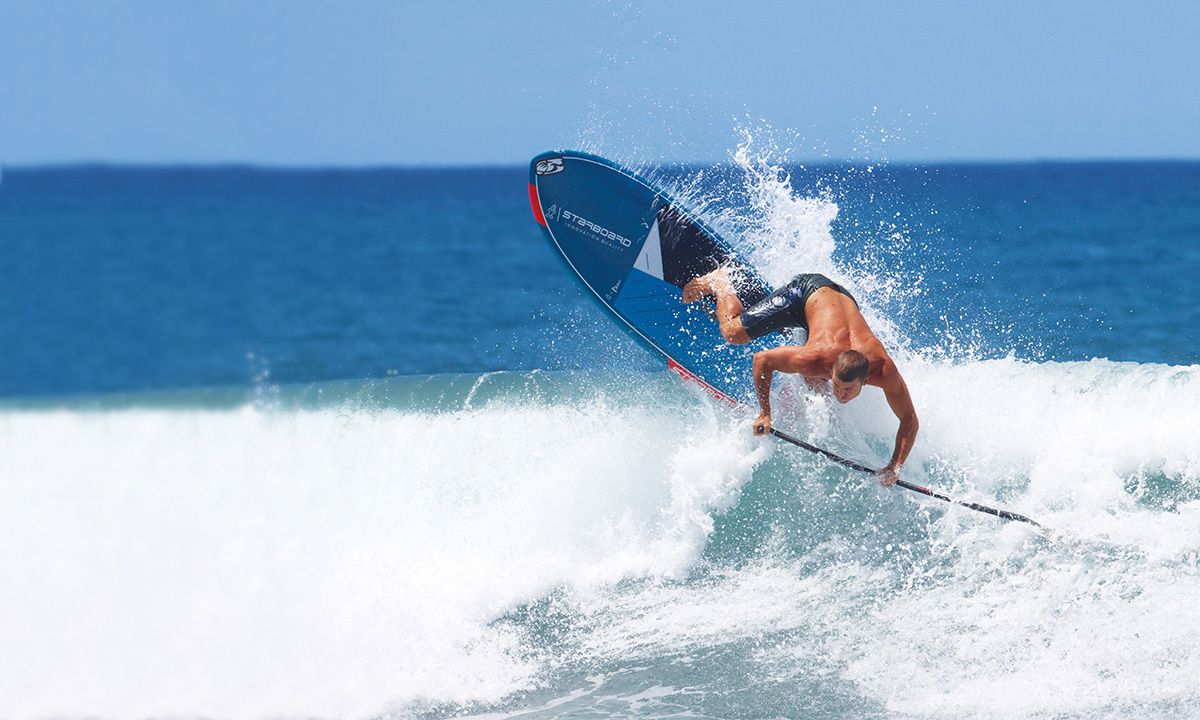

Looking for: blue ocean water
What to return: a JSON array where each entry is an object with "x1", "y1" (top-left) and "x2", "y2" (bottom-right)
[
  {"x1": 4, "y1": 158, "x2": 1200, "y2": 719},
  {"x1": 3, "y1": 161, "x2": 1198, "y2": 397}
]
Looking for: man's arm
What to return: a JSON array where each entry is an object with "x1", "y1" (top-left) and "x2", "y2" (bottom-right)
[
  {"x1": 876, "y1": 362, "x2": 919, "y2": 486},
  {"x1": 751, "y1": 346, "x2": 826, "y2": 435}
]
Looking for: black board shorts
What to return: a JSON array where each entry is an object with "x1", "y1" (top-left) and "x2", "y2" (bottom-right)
[{"x1": 740, "y1": 273, "x2": 858, "y2": 340}]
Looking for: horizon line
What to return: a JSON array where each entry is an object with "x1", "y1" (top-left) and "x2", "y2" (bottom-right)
[{"x1": 4, "y1": 155, "x2": 1200, "y2": 173}]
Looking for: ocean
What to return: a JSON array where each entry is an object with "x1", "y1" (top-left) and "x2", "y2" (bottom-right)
[{"x1": 2, "y1": 151, "x2": 1200, "y2": 718}]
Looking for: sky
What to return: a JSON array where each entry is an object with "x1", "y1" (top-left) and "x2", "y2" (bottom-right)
[{"x1": 1, "y1": 0, "x2": 1197, "y2": 166}]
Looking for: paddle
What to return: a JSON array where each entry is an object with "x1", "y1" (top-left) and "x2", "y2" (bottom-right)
[{"x1": 767, "y1": 427, "x2": 1046, "y2": 529}]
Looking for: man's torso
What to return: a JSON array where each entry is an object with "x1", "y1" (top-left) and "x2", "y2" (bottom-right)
[{"x1": 803, "y1": 287, "x2": 892, "y2": 385}]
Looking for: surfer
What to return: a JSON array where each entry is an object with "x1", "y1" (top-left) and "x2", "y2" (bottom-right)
[{"x1": 683, "y1": 269, "x2": 918, "y2": 486}]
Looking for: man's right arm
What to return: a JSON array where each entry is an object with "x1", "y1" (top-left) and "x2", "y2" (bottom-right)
[{"x1": 751, "y1": 346, "x2": 823, "y2": 435}]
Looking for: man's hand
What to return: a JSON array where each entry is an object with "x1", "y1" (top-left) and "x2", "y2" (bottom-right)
[
  {"x1": 876, "y1": 466, "x2": 900, "y2": 487},
  {"x1": 753, "y1": 413, "x2": 772, "y2": 436}
]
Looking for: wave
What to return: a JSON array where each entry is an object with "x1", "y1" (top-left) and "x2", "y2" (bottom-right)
[
  {"x1": 0, "y1": 371, "x2": 760, "y2": 717},
  {"x1": 3, "y1": 357, "x2": 1200, "y2": 718}
]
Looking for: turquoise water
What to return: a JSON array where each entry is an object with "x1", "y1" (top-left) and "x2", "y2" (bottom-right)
[{"x1": 3, "y1": 151, "x2": 1200, "y2": 718}]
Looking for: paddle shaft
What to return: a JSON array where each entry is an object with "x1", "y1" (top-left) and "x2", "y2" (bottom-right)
[{"x1": 768, "y1": 428, "x2": 1044, "y2": 528}]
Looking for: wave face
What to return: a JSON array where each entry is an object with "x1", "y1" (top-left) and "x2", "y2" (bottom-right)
[{"x1": 4, "y1": 358, "x2": 1200, "y2": 719}]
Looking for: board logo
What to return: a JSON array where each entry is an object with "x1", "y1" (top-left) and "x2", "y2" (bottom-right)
[
  {"x1": 535, "y1": 157, "x2": 564, "y2": 176},
  {"x1": 560, "y1": 209, "x2": 633, "y2": 249}
]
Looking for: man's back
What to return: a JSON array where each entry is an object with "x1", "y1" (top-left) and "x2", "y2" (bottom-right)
[{"x1": 803, "y1": 287, "x2": 893, "y2": 385}]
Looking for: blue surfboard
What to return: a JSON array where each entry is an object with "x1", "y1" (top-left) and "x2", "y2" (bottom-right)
[{"x1": 528, "y1": 150, "x2": 782, "y2": 404}]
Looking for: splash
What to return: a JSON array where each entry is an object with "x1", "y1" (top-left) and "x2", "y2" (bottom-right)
[
  {"x1": 727, "y1": 127, "x2": 841, "y2": 285},
  {"x1": 0, "y1": 374, "x2": 767, "y2": 718}
]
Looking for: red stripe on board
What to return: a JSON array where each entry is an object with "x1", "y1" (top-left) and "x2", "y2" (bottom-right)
[
  {"x1": 668, "y1": 359, "x2": 736, "y2": 406},
  {"x1": 528, "y1": 183, "x2": 547, "y2": 226}
]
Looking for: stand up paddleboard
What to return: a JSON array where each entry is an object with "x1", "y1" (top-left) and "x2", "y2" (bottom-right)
[
  {"x1": 527, "y1": 150, "x2": 781, "y2": 403},
  {"x1": 527, "y1": 150, "x2": 1046, "y2": 529}
]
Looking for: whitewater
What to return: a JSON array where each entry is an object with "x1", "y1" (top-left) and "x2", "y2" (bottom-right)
[{"x1": 5, "y1": 151, "x2": 1200, "y2": 719}]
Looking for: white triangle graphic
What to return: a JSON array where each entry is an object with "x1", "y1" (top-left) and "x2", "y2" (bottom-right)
[{"x1": 632, "y1": 219, "x2": 664, "y2": 280}]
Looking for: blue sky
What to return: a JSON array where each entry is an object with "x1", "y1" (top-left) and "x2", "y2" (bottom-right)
[{"x1": 1, "y1": 1, "x2": 1197, "y2": 166}]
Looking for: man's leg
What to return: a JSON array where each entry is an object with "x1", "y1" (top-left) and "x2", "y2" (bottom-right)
[{"x1": 682, "y1": 268, "x2": 752, "y2": 345}]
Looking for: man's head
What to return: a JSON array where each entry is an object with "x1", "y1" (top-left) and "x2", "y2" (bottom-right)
[{"x1": 831, "y1": 350, "x2": 869, "y2": 403}]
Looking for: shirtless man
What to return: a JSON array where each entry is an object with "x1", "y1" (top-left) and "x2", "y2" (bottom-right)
[{"x1": 683, "y1": 269, "x2": 918, "y2": 486}]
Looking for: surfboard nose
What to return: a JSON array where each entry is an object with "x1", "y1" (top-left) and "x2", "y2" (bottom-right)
[{"x1": 528, "y1": 152, "x2": 655, "y2": 302}]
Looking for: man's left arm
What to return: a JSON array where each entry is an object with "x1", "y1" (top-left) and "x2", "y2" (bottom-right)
[{"x1": 877, "y1": 364, "x2": 919, "y2": 486}]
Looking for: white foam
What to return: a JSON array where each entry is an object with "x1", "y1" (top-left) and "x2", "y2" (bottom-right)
[
  {"x1": 839, "y1": 357, "x2": 1200, "y2": 539},
  {"x1": 728, "y1": 131, "x2": 841, "y2": 286},
  {"x1": 6, "y1": 353, "x2": 1199, "y2": 717},
  {"x1": 0, "y1": 397, "x2": 766, "y2": 718}
]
